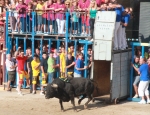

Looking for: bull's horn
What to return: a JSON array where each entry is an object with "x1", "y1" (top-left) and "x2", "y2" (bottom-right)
[{"x1": 51, "y1": 84, "x2": 58, "y2": 88}]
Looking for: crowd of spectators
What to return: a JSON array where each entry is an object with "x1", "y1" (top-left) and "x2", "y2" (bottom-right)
[
  {"x1": 0, "y1": 0, "x2": 132, "y2": 44},
  {"x1": 5, "y1": 43, "x2": 93, "y2": 95},
  {"x1": 131, "y1": 47, "x2": 150, "y2": 104}
]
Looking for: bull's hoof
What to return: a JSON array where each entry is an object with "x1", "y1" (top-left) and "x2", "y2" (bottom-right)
[
  {"x1": 78, "y1": 101, "x2": 81, "y2": 105},
  {"x1": 84, "y1": 104, "x2": 87, "y2": 109},
  {"x1": 61, "y1": 109, "x2": 65, "y2": 112}
]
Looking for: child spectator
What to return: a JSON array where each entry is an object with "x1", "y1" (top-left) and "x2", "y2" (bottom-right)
[
  {"x1": 31, "y1": 54, "x2": 40, "y2": 94},
  {"x1": 55, "y1": 0, "x2": 66, "y2": 34},
  {"x1": 47, "y1": 52, "x2": 55, "y2": 83},
  {"x1": 40, "y1": 52, "x2": 48, "y2": 95},
  {"x1": 46, "y1": 0, "x2": 55, "y2": 34},
  {"x1": 70, "y1": 0, "x2": 79, "y2": 36},
  {"x1": 74, "y1": 53, "x2": 87, "y2": 77},
  {"x1": 36, "y1": 0, "x2": 44, "y2": 33},
  {"x1": 88, "y1": 0, "x2": 97, "y2": 41},
  {"x1": 16, "y1": 0, "x2": 27, "y2": 33},
  {"x1": 60, "y1": 46, "x2": 66, "y2": 78},
  {"x1": 66, "y1": 52, "x2": 75, "y2": 77}
]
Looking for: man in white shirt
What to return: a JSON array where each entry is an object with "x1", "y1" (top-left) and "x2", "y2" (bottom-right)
[{"x1": 5, "y1": 54, "x2": 16, "y2": 91}]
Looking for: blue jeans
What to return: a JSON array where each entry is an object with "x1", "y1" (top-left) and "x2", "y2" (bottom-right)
[
  {"x1": 20, "y1": 17, "x2": 26, "y2": 32},
  {"x1": 48, "y1": 72, "x2": 54, "y2": 83}
]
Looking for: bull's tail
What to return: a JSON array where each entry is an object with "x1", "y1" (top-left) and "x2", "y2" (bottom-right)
[{"x1": 89, "y1": 79, "x2": 99, "y2": 95}]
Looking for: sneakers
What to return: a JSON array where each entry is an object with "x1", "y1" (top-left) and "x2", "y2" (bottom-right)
[
  {"x1": 32, "y1": 90, "x2": 36, "y2": 94},
  {"x1": 138, "y1": 100, "x2": 146, "y2": 104},
  {"x1": 81, "y1": 32, "x2": 85, "y2": 36},
  {"x1": 18, "y1": 91, "x2": 23, "y2": 96},
  {"x1": 133, "y1": 94, "x2": 139, "y2": 98},
  {"x1": 40, "y1": 91, "x2": 45, "y2": 96},
  {"x1": 147, "y1": 100, "x2": 150, "y2": 104},
  {"x1": 26, "y1": 85, "x2": 30, "y2": 89}
]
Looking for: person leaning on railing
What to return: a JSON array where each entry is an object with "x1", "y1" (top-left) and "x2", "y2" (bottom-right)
[{"x1": 88, "y1": 0, "x2": 97, "y2": 41}]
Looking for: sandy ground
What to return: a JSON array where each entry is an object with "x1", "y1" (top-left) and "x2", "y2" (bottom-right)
[{"x1": 0, "y1": 89, "x2": 150, "y2": 115}]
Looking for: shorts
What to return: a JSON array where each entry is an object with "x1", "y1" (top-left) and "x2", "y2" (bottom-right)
[
  {"x1": 18, "y1": 70, "x2": 29, "y2": 80},
  {"x1": 48, "y1": 20, "x2": 54, "y2": 25},
  {"x1": 72, "y1": 22, "x2": 78, "y2": 30},
  {"x1": 41, "y1": 73, "x2": 48, "y2": 84},
  {"x1": 67, "y1": 72, "x2": 73, "y2": 78},
  {"x1": 37, "y1": 15, "x2": 42, "y2": 25},
  {"x1": 8, "y1": 71, "x2": 16, "y2": 81},
  {"x1": 74, "y1": 72, "x2": 82, "y2": 77},
  {"x1": 32, "y1": 73, "x2": 40, "y2": 85},
  {"x1": 42, "y1": 17, "x2": 47, "y2": 25},
  {"x1": 133, "y1": 76, "x2": 140, "y2": 86}
]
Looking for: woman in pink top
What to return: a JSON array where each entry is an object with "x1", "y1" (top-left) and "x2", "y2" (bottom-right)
[
  {"x1": 16, "y1": 0, "x2": 27, "y2": 33},
  {"x1": 46, "y1": 0, "x2": 55, "y2": 34},
  {"x1": 55, "y1": 0, "x2": 66, "y2": 34},
  {"x1": 78, "y1": 0, "x2": 90, "y2": 36}
]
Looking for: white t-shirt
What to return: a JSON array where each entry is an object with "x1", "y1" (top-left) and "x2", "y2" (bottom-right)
[
  {"x1": 5, "y1": 59, "x2": 15, "y2": 71},
  {"x1": 0, "y1": 52, "x2": 3, "y2": 66}
]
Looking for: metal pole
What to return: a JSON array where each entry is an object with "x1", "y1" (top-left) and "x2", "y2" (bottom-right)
[
  {"x1": 84, "y1": 43, "x2": 88, "y2": 78},
  {"x1": 129, "y1": 44, "x2": 134, "y2": 98},
  {"x1": 6, "y1": 11, "x2": 9, "y2": 54},
  {"x1": 48, "y1": 39, "x2": 51, "y2": 54},
  {"x1": 65, "y1": 12, "x2": 69, "y2": 77},
  {"x1": 23, "y1": 38, "x2": 26, "y2": 88},
  {"x1": 142, "y1": 46, "x2": 144, "y2": 58}
]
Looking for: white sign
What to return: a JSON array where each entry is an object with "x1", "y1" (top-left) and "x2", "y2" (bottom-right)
[{"x1": 94, "y1": 11, "x2": 116, "y2": 61}]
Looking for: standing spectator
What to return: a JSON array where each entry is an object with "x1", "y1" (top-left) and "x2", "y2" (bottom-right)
[
  {"x1": 40, "y1": 52, "x2": 48, "y2": 95},
  {"x1": 5, "y1": 54, "x2": 16, "y2": 91},
  {"x1": 78, "y1": 0, "x2": 90, "y2": 36},
  {"x1": 12, "y1": 0, "x2": 19, "y2": 32},
  {"x1": 74, "y1": 53, "x2": 87, "y2": 77},
  {"x1": 70, "y1": 0, "x2": 79, "y2": 36},
  {"x1": 47, "y1": 52, "x2": 55, "y2": 83},
  {"x1": 66, "y1": 52, "x2": 75, "y2": 77},
  {"x1": 31, "y1": 54, "x2": 40, "y2": 94},
  {"x1": 55, "y1": 0, "x2": 66, "y2": 34},
  {"x1": 60, "y1": 46, "x2": 66, "y2": 78},
  {"x1": 111, "y1": 0, "x2": 124, "y2": 50},
  {"x1": 53, "y1": 48, "x2": 60, "y2": 78},
  {"x1": 120, "y1": 7, "x2": 132, "y2": 50},
  {"x1": 27, "y1": 48, "x2": 33, "y2": 93},
  {"x1": 46, "y1": 0, "x2": 55, "y2": 34},
  {"x1": 26, "y1": 3, "x2": 33, "y2": 32},
  {"x1": 87, "y1": 56, "x2": 93, "y2": 79},
  {"x1": 131, "y1": 56, "x2": 140, "y2": 98},
  {"x1": 36, "y1": 0, "x2": 44, "y2": 33},
  {"x1": 88, "y1": 0, "x2": 97, "y2": 41},
  {"x1": 16, "y1": 50, "x2": 29, "y2": 96},
  {"x1": 16, "y1": 0, "x2": 27, "y2": 33},
  {"x1": 138, "y1": 58, "x2": 150, "y2": 104}
]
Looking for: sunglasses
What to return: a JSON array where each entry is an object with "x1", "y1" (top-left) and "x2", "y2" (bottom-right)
[{"x1": 66, "y1": 4, "x2": 69, "y2": 5}]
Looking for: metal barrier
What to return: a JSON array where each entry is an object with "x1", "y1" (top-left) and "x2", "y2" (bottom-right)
[
  {"x1": 127, "y1": 42, "x2": 149, "y2": 102},
  {"x1": 6, "y1": 11, "x2": 90, "y2": 37}
]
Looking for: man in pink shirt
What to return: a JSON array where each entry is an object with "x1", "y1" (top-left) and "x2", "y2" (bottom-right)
[{"x1": 16, "y1": 0, "x2": 27, "y2": 33}]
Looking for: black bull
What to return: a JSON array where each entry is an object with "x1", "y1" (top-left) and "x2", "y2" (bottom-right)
[{"x1": 45, "y1": 77, "x2": 95, "y2": 111}]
